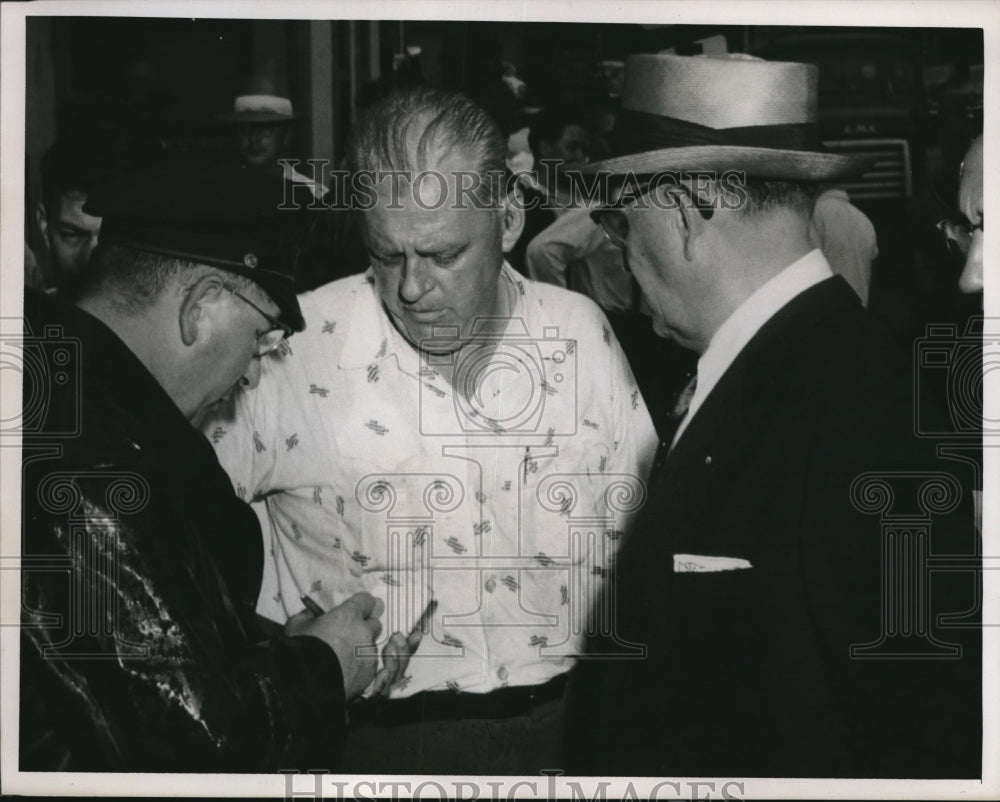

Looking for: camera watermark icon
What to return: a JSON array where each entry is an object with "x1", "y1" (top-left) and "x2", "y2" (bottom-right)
[
  {"x1": 418, "y1": 318, "x2": 578, "y2": 436},
  {"x1": 914, "y1": 317, "x2": 998, "y2": 439},
  {"x1": 0, "y1": 323, "x2": 81, "y2": 439}
]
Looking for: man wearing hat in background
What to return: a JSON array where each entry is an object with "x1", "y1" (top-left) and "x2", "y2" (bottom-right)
[
  {"x1": 218, "y1": 75, "x2": 327, "y2": 200},
  {"x1": 19, "y1": 162, "x2": 386, "y2": 771},
  {"x1": 570, "y1": 53, "x2": 981, "y2": 777},
  {"x1": 219, "y1": 76, "x2": 341, "y2": 292}
]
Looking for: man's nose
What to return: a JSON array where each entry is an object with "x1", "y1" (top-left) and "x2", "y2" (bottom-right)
[
  {"x1": 82, "y1": 231, "x2": 100, "y2": 260},
  {"x1": 959, "y1": 231, "x2": 984, "y2": 294},
  {"x1": 241, "y1": 357, "x2": 263, "y2": 390},
  {"x1": 398, "y1": 259, "x2": 433, "y2": 304}
]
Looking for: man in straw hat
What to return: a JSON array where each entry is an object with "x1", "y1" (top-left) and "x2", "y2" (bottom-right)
[
  {"x1": 219, "y1": 76, "x2": 338, "y2": 291},
  {"x1": 218, "y1": 76, "x2": 327, "y2": 201},
  {"x1": 568, "y1": 53, "x2": 981, "y2": 778}
]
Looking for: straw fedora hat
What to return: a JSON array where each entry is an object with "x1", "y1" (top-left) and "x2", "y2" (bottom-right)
[
  {"x1": 217, "y1": 75, "x2": 301, "y2": 124},
  {"x1": 217, "y1": 94, "x2": 299, "y2": 124},
  {"x1": 585, "y1": 52, "x2": 874, "y2": 181}
]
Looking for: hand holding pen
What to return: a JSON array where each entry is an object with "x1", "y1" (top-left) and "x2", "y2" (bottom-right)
[
  {"x1": 285, "y1": 592, "x2": 384, "y2": 700},
  {"x1": 296, "y1": 594, "x2": 436, "y2": 699}
]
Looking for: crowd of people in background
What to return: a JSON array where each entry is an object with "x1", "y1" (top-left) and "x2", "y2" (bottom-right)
[
  {"x1": 25, "y1": 34, "x2": 978, "y2": 425},
  {"x1": 19, "y1": 31, "x2": 985, "y2": 780}
]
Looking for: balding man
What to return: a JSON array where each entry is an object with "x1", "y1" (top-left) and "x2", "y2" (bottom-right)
[
  {"x1": 205, "y1": 86, "x2": 656, "y2": 774},
  {"x1": 20, "y1": 162, "x2": 381, "y2": 771}
]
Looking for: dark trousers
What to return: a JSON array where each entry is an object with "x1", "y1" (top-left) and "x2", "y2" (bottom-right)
[{"x1": 340, "y1": 692, "x2": 567, "y2": 776}]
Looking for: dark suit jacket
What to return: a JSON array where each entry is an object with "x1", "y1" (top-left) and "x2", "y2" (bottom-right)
[
  {"x1": 570, "y1": 277, "x2": 981, "y2": 778},
  {"x1": 20, "y1": 291, "x2": 347, "y2": 771}
]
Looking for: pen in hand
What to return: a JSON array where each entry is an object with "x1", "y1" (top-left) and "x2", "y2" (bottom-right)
[
  {"x1": 411, "y1": 598, "x2": 439, "y2": 636},
  {"x1": 301, "y1": 595, "x2": 325, "y2": 617}
]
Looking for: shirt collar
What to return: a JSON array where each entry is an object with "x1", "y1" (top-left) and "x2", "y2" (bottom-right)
[
  {"x1": 674, "y1": 248, "x2": 833, "y2": 444},
  {"x1": 338, "y1": 263, "x2": 527, "y2": 376},
  {"x1": 338, "y1": 270, "x2": 417, "y2": 374}
]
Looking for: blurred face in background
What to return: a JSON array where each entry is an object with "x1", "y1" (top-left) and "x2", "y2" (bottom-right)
[
  {"x1": 37, "y1": 190, "x2": 102, "y2": 288},
  {"x1": 540, "y1": 123, "x2": 592, "y2": 168},
  {"x1": 238, "y1": 123, "x2": 292, "y2": 171},
  {"x1": 956, "y1": 135, "x2": 983, "y2": 295}
]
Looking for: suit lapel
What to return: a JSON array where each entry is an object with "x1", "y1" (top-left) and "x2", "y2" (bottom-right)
[{"x1": 653, "y1": 277, "x2": 860, "y2": 540}]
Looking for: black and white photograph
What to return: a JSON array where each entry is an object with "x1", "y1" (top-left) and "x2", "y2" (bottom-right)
[{"x1": 0, "y1": 1, "x2": 995, "y2": 798}]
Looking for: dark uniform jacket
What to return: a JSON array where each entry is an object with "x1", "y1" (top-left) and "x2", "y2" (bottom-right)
[
  {"x1": 571, "y1": 277, "x2": 982, "y2": 778},
  {"x1": 19, "y1": 289, "x2": 347, "y2": 772}
]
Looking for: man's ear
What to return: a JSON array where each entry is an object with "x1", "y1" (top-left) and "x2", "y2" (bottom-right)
[
  {"x1": 179, "y1": 273, "x2": 228, "y2": 347},
  {"x1": 500, "y1": 188, "x2": 526, "y2": 254},
  {"x1": 656, "y1": 184, "x2": 707, "y2": 262}
]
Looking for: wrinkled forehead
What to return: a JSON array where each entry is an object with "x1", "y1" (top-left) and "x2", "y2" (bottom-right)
[{"x1": 363, "y1": 191, "x2": 498, "y2": 251}]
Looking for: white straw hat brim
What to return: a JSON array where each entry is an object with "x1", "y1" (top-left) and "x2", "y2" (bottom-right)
[
  {"x1": 583, "y1": 144, "x2": 877, "y2": 183},
  {"x1": 216, "y1": 111, "x2": 300, "y2": 123}
]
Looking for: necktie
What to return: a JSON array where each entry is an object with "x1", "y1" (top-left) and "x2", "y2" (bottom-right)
[
  {"x1": 651, "y1": 372, "x2": 699, "y2": 475},
  {"x1": 670, "y1": 372, "x2": 698, "y2": 422}
]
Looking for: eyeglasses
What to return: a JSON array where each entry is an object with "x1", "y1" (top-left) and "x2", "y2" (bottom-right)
[
  {"x1": 224, "y1": 287, "x2": 292, "y2": 357},
  {"x1": 590, "y1": 180, "x2": 715, "y2": 253},
  {"x1": 937, "y1": 216, "x2": 983, "y2": 257}
]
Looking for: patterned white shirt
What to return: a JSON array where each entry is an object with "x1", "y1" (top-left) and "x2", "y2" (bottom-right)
[{"x1": 205, "y1": 263, "x2": 657, "y2": 697}]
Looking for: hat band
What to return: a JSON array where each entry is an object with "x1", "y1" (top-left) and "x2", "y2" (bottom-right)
[
  {"x1": 234, "y1": 94, "x2": 294, "y2": 117},
  {"x1": 614, "y1": 109, "x2": 824, "y2": 157},
  {"x1": 98, "y1": 221, "x2": 297, "y2": 276}
]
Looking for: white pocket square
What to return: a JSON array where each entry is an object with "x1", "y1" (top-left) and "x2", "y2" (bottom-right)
[{"x1": 673, "y1": 553, "x2": 753, "y2": 573}]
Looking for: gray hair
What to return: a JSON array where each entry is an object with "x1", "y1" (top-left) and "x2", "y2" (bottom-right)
[
  {"x1": 736, "y1": 177, "x2": 821, "y2": 218},
  {"x1": 347, "y1": 86, "x2": 508, "y2": 209},
  {"x1": 82, "y1": 244, "x2": 263, "y2": 315}
]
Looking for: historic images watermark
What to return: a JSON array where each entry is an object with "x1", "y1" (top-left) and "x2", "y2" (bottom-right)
[
  {"x1": 275, "y1": 159, "x2": 750, "y2": 213},
  {"x1": 279, "y1": 770, "x2": 748, "y2": 801}
]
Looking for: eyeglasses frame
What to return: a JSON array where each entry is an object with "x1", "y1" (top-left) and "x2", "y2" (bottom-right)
[
  {"x1": 590, "y1": 178, "x2": 716, "y2": 267},
  {"x1": 223, "y1": 286, "x2": 292, "y2": 357}
]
